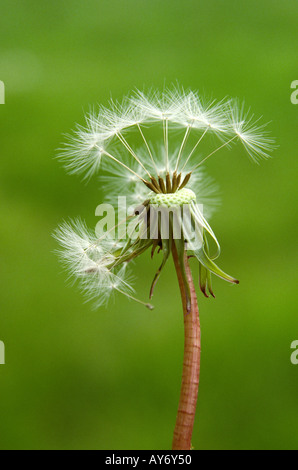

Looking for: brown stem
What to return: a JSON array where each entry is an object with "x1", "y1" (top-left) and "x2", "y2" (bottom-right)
[{"x1": 172, "y1": 243, "x2": 201, "y2": 450}]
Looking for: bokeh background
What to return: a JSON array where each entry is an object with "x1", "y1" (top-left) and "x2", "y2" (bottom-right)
[{"x1": 0, "y1": 0, "x2": 297, "y2": 450}]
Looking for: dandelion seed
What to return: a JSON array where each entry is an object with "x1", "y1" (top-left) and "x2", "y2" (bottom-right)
[{"x1": 229, "y1": 100, "x2": 276, "y2": 163}]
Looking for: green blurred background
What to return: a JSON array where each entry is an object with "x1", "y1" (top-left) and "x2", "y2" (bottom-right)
[{"x1": 0, "y1": 0, "x2": 297, "y2": 450}]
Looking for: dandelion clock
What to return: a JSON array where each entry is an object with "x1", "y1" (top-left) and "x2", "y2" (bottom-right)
[{"x1": 54, "y1": 87, "x2": 274, "y2": 450}]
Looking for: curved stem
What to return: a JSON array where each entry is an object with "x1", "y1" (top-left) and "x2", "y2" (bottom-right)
[{"x1": 172, "y1": 243, "x2": 201, "y2": 450}]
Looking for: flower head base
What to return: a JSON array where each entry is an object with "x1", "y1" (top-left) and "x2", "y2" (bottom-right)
[
  {"x1": 56, "y1": 86, "x2": 274, "y2": 309},
  {"x1": 150, "y1": 188, "x2": 196, "y2": 207}
]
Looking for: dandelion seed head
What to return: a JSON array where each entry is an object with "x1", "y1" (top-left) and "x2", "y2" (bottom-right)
[{"x1": 56, "y1": 85, "x2": 275, "y2": 307}]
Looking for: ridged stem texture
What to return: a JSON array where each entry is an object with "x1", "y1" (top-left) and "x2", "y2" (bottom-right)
[{"x1": 172, "y1": 243, "x2": 201, "y2": 450}]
